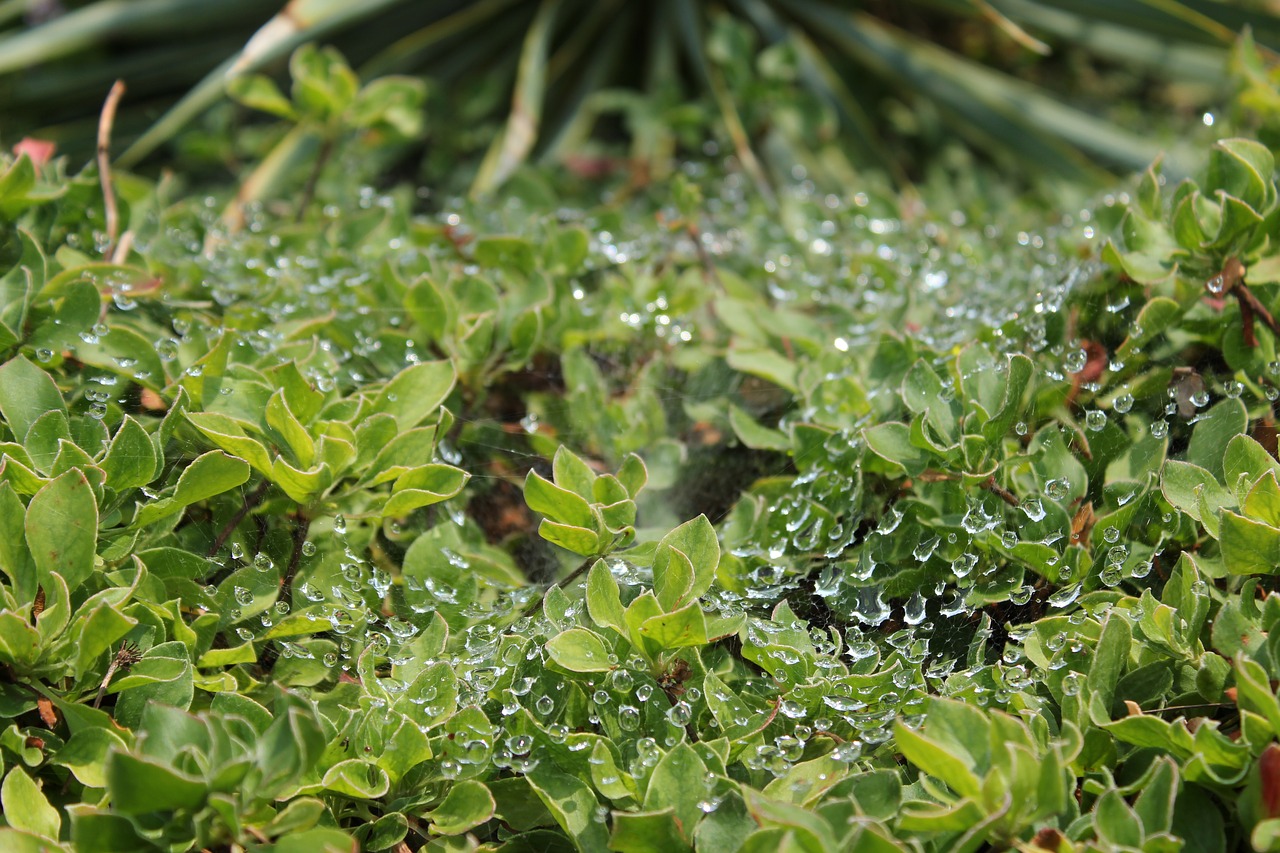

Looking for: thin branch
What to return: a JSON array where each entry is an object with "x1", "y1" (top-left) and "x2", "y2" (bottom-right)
[
  {"x1": 295, "y1": 136, "x2": 334, "y2": 223},
  {"x1": 1217, "y1": 257, "x2": 1280, "y2": 347},
  {"x1": 97, "y1": 80, "x2": 126, "y2": 261},
  {"x1": 92, "y1": 641, "x2": 141, "y2": 710},
  {"x1": 982, "y1": 475, "x2": 1019, "y2": 507},
  {"x1": 521, "y1": 556, "x2": 595, "y2": 617},
  {"x1": 279, "y1": 512, "x2": 313, "y2": 606},
  {"x1": 206, "y1": 479, "x2": 271, "y2": 558}
]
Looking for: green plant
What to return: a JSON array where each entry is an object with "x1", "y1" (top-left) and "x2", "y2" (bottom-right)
[{"x1": 15, "y1": 47, "x2": 1280, "y2": 850}]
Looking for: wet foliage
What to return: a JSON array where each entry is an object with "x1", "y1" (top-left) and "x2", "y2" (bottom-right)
[{"x1": 6, "y1": 40, "x2": 1280, "y2": 853}]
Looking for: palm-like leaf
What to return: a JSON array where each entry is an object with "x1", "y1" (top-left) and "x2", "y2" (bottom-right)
[{"x1": 0, "y1": 0, "x2": 1275, "y2": 186}]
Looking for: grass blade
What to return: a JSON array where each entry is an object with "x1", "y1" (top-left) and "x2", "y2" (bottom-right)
[{"x1": 470, "y1": 0, "x2": 560, "y2": 196}]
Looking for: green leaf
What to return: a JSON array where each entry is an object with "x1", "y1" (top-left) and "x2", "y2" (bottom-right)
[
  {"x1": 526, "y1": 768, "x2": 609, "y2": 853},
  {"x1": 657, "y1": 514, "x2": 720, "y2": 602},
  {"x1": 382, "y1": 464, "x2": 470, "y2": 516},
  {"x1": 893, "y1": 720, "x2": 982, "y2": 800},
  {"x1": 1186, "y1": 398, "x2": 1248, "y2": 482},
  {"x1": 25, "y1": 467, "x2": 97, "y2": 592},
  {"x1": 404, "y1": 275, "x2": 454, "y2": 345},
  {"x1": 726, "y1": 345, "x2": 798, "y2": 393},
  {"x1": 1115, "y1": 297, "x2": 1181, "y2": 361},
  {"x1": 427, "y1": 780, "x2": 496, "y2": 835},
  {"x1": 322, "y1": 759, "x2": 391, "y2": 799},
  {"x1": 1089, "y1": 614, "x2": 1132, "y2": 717},
  {"x1": 609, "y1": 809, "x2": 689, "y2": 852},
  {"x1": 0, "y1": 483, "x2": 35, "y2": 601},
  {"x1": 105, "y1": 751, "x2": 207, "y2": 813},
  {"x1": 265, "y1": 388, "x2": 316, "y2": 468},
  {"x1": 135, "y1": 450, "x2": 251, "y2": 526},
  {"x1": 55, "y1": 726, "x2": 129, "y2": 789},
  {"x1": 1225, "y1": 434, "x2": 1280, "y2": 500},
  {"x1": 981, "y1": 354, "x2": 1034, "y2": 446},
  {"x1": 101, "y1": 415, "x2": 159, "y2": 492},
  {"x1": 616, "y1": 454, "x2": 648, "y2": 499},
  {"x1": 0, "y1": 356, "x2": 65, "y2": 442},
  {"x1": 863, "y1": 422, "x2": 930, "y2": 476},
  {"x1": 290, "y1": 43, "x2": 359, "y2": 122},
  {"x1": 1161, "y1": 460, "x2": 1231, "y2": 524},
  {"x1": 729, "y1": 404, "x2": 790, "y2": 451},
  {"x1": 1, "y1": 766, "x2": 60, "y2": 839},
  {"x1": 524, "y1": 469, "x2": 596, "y2": 529},
  {"x1": 474, "y1": 236, "x2": 537, "y2": 277},
  {"x1": 227, "y1": 73, "x2": 298, "y2": 119},
  {"x1": 655, "y1": 544, "x2": 694, "y2": 612},
  {"x1": 586, "y1": 560, "x2": 626, "y2": 635},
  {"x1": 642, "y1": 743, "x2": 709, "y2": 843},
  {"x1": 538, "y1": 519, "x2": 601, "y2": 556},
  {"x1": 552, "y1": 446, "x2": 597, "y2": 500},
  {"x1": 546, "y1": 627, "x2": 614, "y2": 672},
  {"x1": 1221, "y1": 511, "x2": 1280, "y2": 575},
  {"x1": 370, "y1": 359, "x2": 456, "y2": 429},
  {"x1": 639, "y1": 603, "x2": 708, "y2": 650},
  {"x1": 185, "y1": 411, "x2": 272, "y2": 475}
]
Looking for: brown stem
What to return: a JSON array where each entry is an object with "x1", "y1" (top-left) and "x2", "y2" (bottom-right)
[
  {"x1": 521, "y1": 556, "x2": 595, "y2": 618},
  {"x1": 206, "y1": 479, "x2": 271, "y2": 558},
  {"x1": 1216, "y1": 257, "x2": 1280, "y2": 348},
  {"x1": 279, "y1": 512, "x2": 313, "y2": 607},
  {"x1": 97, "y1": 80, "x2": 126, "y2": 261},
  {"x1": 982, "y1": 476, "x2": 1019, "y2": 507},
  {"x1": 295, "y1": 136, "x2": 334, "y2": 223}
]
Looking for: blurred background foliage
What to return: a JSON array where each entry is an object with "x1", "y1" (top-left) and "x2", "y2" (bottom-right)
[{"x1": 1, "y1": 0, "x2": 1279, "y2": 195}]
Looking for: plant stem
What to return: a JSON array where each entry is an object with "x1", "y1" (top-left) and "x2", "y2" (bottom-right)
[
  {"x1": 279, "y1": 512, "x2": 313, "y2": 607},
  {"x1": 296, "y1": 135, "x2": 334, "y2": 223},
  {"x1": 521, "y1": 556, "x2": 595, "y2": 617},
  {"x1": 207, "y1": 479, "x2": 271, "y2": 558},
  {"x1": 97, "y1": 79, "x2": 126, "y2": 262}
]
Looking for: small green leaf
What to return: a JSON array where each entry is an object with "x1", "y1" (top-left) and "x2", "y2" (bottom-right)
[
  {"x1": 524, "y1": 469, "x2": 596, "y2": 529},
  {"x1": 654, "y1": 544, "x2": 694, "y2": 612},
  {"x1": 322, "y1": 759, "x2": 391, "y2": 799},
  {"x1": 893, "y1": 720, "x2": 982, "y2": 800},
  {"x1": 552, "y1": 446, "x2": 597, "y2": 500},
  {"x1": 729, "y1": 404, "x2": 789, "y2": 451},
  {"x1": 1089, "y1": 614, "x2": 1132, "y2": 716},
  {"x1": 227, "y1": 73, "x2": 297, "y2": 119},
  {"x1": 427, "y1": 780, "x2": 496, "y2": 835},
  {"x1": 639, "y1": 603, "x2": 708, "y2": 650},
  {"x1": 101, "y1": 415, "x2": 159, "y2": 492},
  {"x1": 1221, "y1": 511, "x2": 1280, "y2": 575},
  {"x1": 135, "y1": 450, "x2": 251, "y2": 526},
  {"x1": 657, "y1": 514, "x2": 720, "y2": 602},
  {"x1": 383, "y1": 464, "x2": 470, "y2": 516},
  {"x1": 265, "y1": 388, "x2": 316, "y2": 468},
  {"x1": 640, "y1": 742, "x2": 711, "y2": 840},
  {"x1": 538, "y1": 519, "x2": 601, "y2": 556},
  {"x1": 726, "y1": 345, "x2": 798, "y2": 393},
  {"x1": 370, "y1": 359, "x2": 456, "y2": 429},
  {"x1": 526, "y1": 767, "x2": 609, "y2": 853},
  {"x1": 404, "y1": 275, "x2": 453, "y2": 345},
  {"x1": 0, "y1": 356, "x2": 65, "y2": 442},
  {"x1": 586, "y1": 559, "x2": 627, "y2": 636},
  {"x1": 546, "y1": 628, "x2": 614, "y2": 672},
  {"x1": 1186, "y1": 398, "x2": 1248, "y2": 481},
  {"x1": 1, "y1": 766, "x2": 60, "y2": 838},
  {"x1": 25, "y1": 467, "x2": 97, "y2": 592},
  {"x1": 617, "y1": 454, "x2": 648, "y2": 499},
  {"x1": 105, "y1": 751, "x2": 207, "y2": 813},
  {"x1": 863, "y1": 422, "x2": 930, "y2": 476}
]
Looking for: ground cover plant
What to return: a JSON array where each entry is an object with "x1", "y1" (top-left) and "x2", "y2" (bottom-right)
[{"x1": 9, "y1": 25, "x2": 1280, "y2": 853}]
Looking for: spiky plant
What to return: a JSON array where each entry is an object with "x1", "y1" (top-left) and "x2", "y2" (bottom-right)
[{"x1": 0, "y1": 0, "x2": 1276, "y2": 190}]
